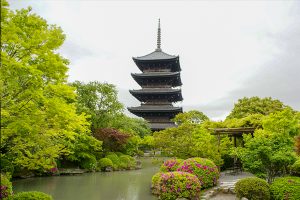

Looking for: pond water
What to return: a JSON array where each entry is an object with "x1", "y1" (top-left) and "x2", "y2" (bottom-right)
[{"x1": 13, "y1": 158, "x2": 160, "y2": 200}]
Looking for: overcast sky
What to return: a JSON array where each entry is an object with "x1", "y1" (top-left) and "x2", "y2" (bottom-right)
[{"x1": 9, "y1": 0, "x2": 300, "y2": 120}]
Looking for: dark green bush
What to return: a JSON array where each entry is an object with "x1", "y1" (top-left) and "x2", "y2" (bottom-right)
[
  {"x1": 98, "y1": 158, "x2": 113, "y2": 171},
  {"x1": 0, "y1": 173, "x2": 13, "y2": 200},
  {"x1": 177, "y1": 157, "x2": 219, "y2": 189},
  {"x1": 270, "y1": 176, "x2": 300, "y2": 200},
  {"x1": 160, "y1": 158, "x2": 183, "y2": 172},
  {"x1": 151, "y1": 171, "x2": 201, "y2": 200},
  {"x1": 291, "y1": 158, "x2": 300, "y2": 176},
  {"x1": 13, "y1": 191, "x2": 53, "y2": 200},
  {"x1": 79, "y1": 156, "x2": 97, "y2": 171},
  {"x1": 235, "y1": 177, "x2": 270, "y2": 200},
  {"x1": 0, "y1": 158, "x2": 14, "y2": 175}
]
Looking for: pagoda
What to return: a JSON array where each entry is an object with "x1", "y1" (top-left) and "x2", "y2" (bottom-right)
[{"x1": 128, "y1": 19, "x2": 183, "y2": 131}]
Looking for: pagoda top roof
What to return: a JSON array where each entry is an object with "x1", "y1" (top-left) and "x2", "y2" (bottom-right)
[
  {"x1": 133, "y1": 50, "x2": 178, "y2": 61},
  {"x1": 132, "y1": 71, "x2": 180, "y2": 77}
]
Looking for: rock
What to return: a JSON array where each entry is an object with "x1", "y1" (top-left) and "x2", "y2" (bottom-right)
[{"x1": 105, "y1": 167, "x2": 113, "y2": 172}]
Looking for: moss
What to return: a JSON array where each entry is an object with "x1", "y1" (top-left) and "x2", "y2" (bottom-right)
[
  {"x1": 13, "y1": 191, "x2": 53, "y2": 200},
  {"x1": 270, "y1": 176, "x2": 300, "y2": 200}
]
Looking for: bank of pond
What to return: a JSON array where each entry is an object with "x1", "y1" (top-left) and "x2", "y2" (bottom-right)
[{"x1": 1, "y1": 157, "x2": 300, "y2": 200}]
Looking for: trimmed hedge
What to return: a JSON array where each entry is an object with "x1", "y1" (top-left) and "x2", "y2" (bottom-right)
[
  {"x1": 270, "y1": 176, "x2": 300, "y2": 200},
  {"x1": 98, "y1": 158, "x2": 113, "y2": 171},
  {"x1": 13, "y1": 191, "x2": 53, "y2": 200},
  {"x1": 151, "y1": 171, "x2": 201, "y2": 200},
  {"x1": 235, "y1": 177, "x2": 270, "y2": 200},
  {"x1": 177, "y1": 157, "x2": 219, "y2": 188},
  {"x1": 0, "y1": 174, "x2": 13, "y2": 200},
  {"x1": 160, "y1": 158, "x2": 183, "y2": 172}
]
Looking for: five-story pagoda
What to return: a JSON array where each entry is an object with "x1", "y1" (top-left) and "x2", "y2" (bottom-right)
[{"x1": 128, "y1": 20, "x2": 183, "y2": 131}]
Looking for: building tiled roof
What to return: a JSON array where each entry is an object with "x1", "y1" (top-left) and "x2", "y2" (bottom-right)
[
  {"x1": 150, "y1": 123, "x2": 177, "y2": 130},
  {"x1": 133, "y1": 50, "x2": 178, "y2": 61},
  {"x1": 128, "y1": 105, "x2": 182, "y2": 112},
  {"x1": 130, "y1": 88, "x2": 181, "y2": 94}
]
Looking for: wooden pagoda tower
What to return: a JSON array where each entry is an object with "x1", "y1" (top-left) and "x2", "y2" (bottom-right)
[{"x1": 128, "y1": 19, "x2": 183, "y2": 131}]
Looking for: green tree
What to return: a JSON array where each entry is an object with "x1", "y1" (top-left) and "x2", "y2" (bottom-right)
[
  {"x1": 173, "y1": 110, "x2": 209, "y2": 125},
  {"x1": 227, "y1": 97, "x2": 289, "y2": 119},
  {"x1": 71, "y1": 81, "x2": 124, "y2": 130},
  {"x1": 239, "y1": 109, "x2": 298, "y2": 183},
  {"x1": 0, "y1": 1, "x2": 101, "y2": 173}
]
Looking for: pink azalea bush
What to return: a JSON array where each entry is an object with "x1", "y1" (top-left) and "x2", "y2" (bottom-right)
[
  {"x1": 160, "y1": 158, "x2": 184, "y2": 172},
  {"x1": 152, "y1": 171, "x2": 201, "y2": 200},
  {"x1": 177, "y1": 157, "x2": 220, "y2": 189}
]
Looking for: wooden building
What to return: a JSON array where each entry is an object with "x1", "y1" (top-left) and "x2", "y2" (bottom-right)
[{"x1": 128, "y1": 19, "x2": 183, "y2": 131}]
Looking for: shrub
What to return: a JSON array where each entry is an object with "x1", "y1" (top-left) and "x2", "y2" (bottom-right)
[
  {"x1": 151, "y1": 171, "x2": 201, "y2": 200},
  {"x1": 160, "y1": 158, "x2": 183, "y2": 172},
  {"x1": 13, "y1": 191, "x2": 53, "y2": 200},
  {"x1": 270, "y1": 176, "x2": 300, "y2": 200},
  {"x1": 0, "y1": 174, "x2": 13, "y2": 200},
  {"x1": 235, "y1": 177, "x2": 270, "y2": 200},
  {"x1": 106, "y1": 153, "x2": 121, "y2": 170},
  {"x1": 291, "y1": 158, "x2": 300, "y2": 176},
  {"x1": 177, "y1": 157, "x2": 219, "y2": 189},
  {"x1": 0, "y1": 158, "x2": 14, "y2": 175},
  {"x1": 79, "y1": 156, "x2": 97, "y2": 171},
  {"x1": 98, "y1": 158, "x2": 113, "y2": 171},
  {"x1": 119, "y1": 155, "x2": 136, "y2": 169}
]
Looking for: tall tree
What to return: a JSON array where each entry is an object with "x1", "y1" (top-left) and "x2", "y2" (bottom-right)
[
  {"x1": 227, "y1": 97, "x2": 289, "y2": 119},
  {"x1": 71, "y1": 81, "x2": 124, "y2": 130},
  {"x1": 173, "y1": 110, "x2": 209, "y2": 125},
  {"x1": 0, "y1": 1, "x2": 101, "y2": 172}
]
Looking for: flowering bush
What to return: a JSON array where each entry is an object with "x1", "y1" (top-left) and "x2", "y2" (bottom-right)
[
  {"x1": 270, "y1": 176, "x2": 300, "y2": 200},
  {"x1": 235, "y1": 177, "x2": 270, "y2": 200},
  {"x1": 0, "y1": 174, "x2": 13, "y2": 200},
  {"x1": 160, "y1": 158, "x2": 183, "y2": 172},
  {"x1": 177, "y1": 157, "x2": 219, "y2": 189},
  {"x1": 151, "y1": 171, "x2": 201, "y2": 200}
]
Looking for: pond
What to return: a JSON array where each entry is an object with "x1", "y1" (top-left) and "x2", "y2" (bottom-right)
[{"x1": 13, "y1": 157, "x2": 161, "y2": 200}]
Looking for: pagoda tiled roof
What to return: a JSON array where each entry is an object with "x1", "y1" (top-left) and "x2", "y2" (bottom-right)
[
  {"x1": 133, "y1": 50, "x2": 178, "y2": 61},
  {"x1": 128, "y1": 105, "x2": 182, "y2": 112},
  {"x1": 131, "y1": 72, "x2": 180, "y2": 77},
  {"x1": 130, "y1": 88, "x2": 181, "y2": 94}
]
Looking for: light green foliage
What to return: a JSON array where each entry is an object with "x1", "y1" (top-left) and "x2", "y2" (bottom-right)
[
  {"x1": 106, "y1": 153, "x2": 121, "y2": 170},
  {"x1": 270, "y1": 176, "x2": 300, "y2": 200},
  {"x1": 154, "y1": 123, "x2": 223, "y2": 166},
  {"x1": 71, "y1": 81, "x2": 124, "y2": 130},
  {"x1": 160, "y1": 158, "x2": 183, "y2": 172},
  {"x1": 65, "y1": 133, "x2": 102, "y2": 170},
  {"x1": 177, "y1": 158, "x2": 220, "y2": 189},
  {"x1": 227, "y1": 96, "x2": 289, "y2": 119},
  {"x1": 154, "y1": 123, "x2": 196, "y2": 158},
  {"x1": 235, "y1": 177, "x2": 270, "y2": 200},
  {"x1": 139, "y1": 135, "x2": 155, "y2": 151},
  {"x1": 13, "y1": 191, "x2": 53, "y2": 200},
  {"x1": 98, "y1": 158, "x2": 113, "y2": 171},
  {"x1": 291, "y1": 157, "x2": 300, "y2": 175},
  {"x1": 173, "y1": 110, "x2": 209, "y2": 125},
  {"x1": 0, "y1": 1, "x2": 99, "y2": 173},
  {"x1": 119, "y1": 155, "x2": 136, "y2": 169},
  {"x1": 151, "y1": 171, "x2": 201, "y2": 200},
  {"x1": 0, "y1": 173, "x2": 13, "y2": 199},
  {"x1": 239, "y1": 109, "x2": 298, "y2": 183}
]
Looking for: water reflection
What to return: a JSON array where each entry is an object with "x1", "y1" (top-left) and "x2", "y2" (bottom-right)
[{"x1": 13, "y1": 158, "x2": 159, "y2": 200}]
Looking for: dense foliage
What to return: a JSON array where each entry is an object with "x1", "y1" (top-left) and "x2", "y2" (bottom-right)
[
  {"x1": 151, "y1": 171, "x2": 201, "y2": 200},
  {"x1": 0, "y1": 174, "x2": 13, "y2": 200},
  {"x1": 270, "y1": 177, "x2": 300, "y2": 200},
  {"x1": 227, "y1": 96, "x2": 289, "y2": 119},
  {"x1": 235, "y1": 177, "x2": 270, "y2": 200},
  {"x1": 98, "y1": 158, "x2": 113, "y2": 171},
  {"x1": 160, "y1": 158, "x2": 183, "y2": 172},
  {"x1": 238, "y1": 109, "x2": 298, "y2": 182},
  {"x1": 0, "y1": 0, "x2": 104, "y2": 174},
  {"x1": 177, "y1": 158, "x2": 219, "y2": 189},
  {"x1": 13, "y1": 191, "x2": 53, "y2": 200},
  {"x1": 291, "y1": 157, "x2": 300, "y2": 176},
  {"x1": 173, "y1": 110, "x2": 209, "y2": 125}
]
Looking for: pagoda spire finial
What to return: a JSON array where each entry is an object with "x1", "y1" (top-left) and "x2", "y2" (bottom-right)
[{"x1": 156, "y1": 18, "x2": 161, "y2": 51}]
